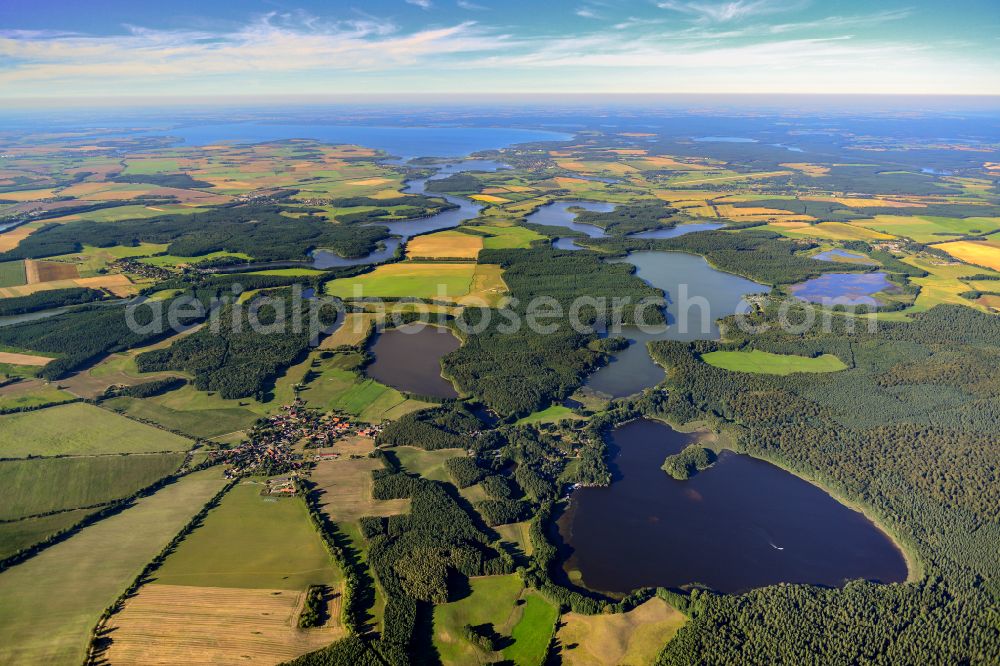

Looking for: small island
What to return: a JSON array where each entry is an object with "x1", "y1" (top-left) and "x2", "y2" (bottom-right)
[{"x1": 661, "y1": 445, "x2": 718, "y2": 480}]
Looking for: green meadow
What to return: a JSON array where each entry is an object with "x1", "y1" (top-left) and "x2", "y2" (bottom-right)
[
  {"x1": 0, "y1": 508, "x2": 93, "y2": 560},
  {"x1": 515, "y1": 404, "x2": 582, "y2": 426},
  {"x1": 0, "y1": 384, "x2": 75, "y2": 412},
  {"x1": 151, "y1": 482, "x2": 340, "y2": 590},
  {"x1": 389, "y1": 446, "x2": 466, "y2": 483},
  {"x1": 0, "y1": 403, "x2": 193, "y2": 457},
  {"x1": 104, "y1": 396, "x2": 257, "y2": 440},
  {"x1": 297, "y1": 352, "x2": 432, "y2": 423},
  {"x1": 503, "y1": 592, "x2": 559, "y2": 665},
  {"x1": 852, "y1": 215, "x2": 1000, "y2": 244},
  {"x1": 0, "y1": 468, "x2": 228, "y2": 665},
  {"x1": 432, "y1": 575, "x2": 525, "y2": 665},
  {"x1": 0, "y1": 453, "x2": 185, "y2": 520},
  {"x1": 139, "y1": 250, "x2": 251, "y2": 267},
  {"x1": 475, "y1": 224, "x2": 546, "y2": 249},
  {"x1": 0, "y1": 261, "x2": 26, "y2": 288},
  {"x1": 325, "y1": 263, "x2": 477, "y2": 300},
  {"x1": 701, "y1": 350, "x2": 848, "y2": 375}
]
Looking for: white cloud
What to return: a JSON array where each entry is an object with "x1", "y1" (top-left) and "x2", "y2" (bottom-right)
[
  {"x1": 457, "y1": 0, "x2": 488, "y2": 9},
  {"x1": 656, "y1": 0, "x2": 801, "y2": 23},
  {"x1": 576, "y1": 7, "x2": 600, "y2": 19},
  {"x1": 406, "y1": 0, "x2": 433, "y2": 9},
  {"x1": 0, "y1": 14, "x2": 512, "y2": 90},
  {"x1": 0, "y1": 7, "x2": 996, "y2": 97}
]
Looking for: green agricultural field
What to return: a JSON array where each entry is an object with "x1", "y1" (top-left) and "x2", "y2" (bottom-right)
[
  {"x1": 0, "y1": 508, "x2": 93, "y2": 560},
  {"x1": 297, "y1": 352, "x2": 432, "y2": 423},
  {"x1": 475, "y1": 224, "x2": 546, "y2": 250},
  {"x1": 152, "y1": 482, "x2": 340, "y2": 590},
  {"x1": 0, "y1": 454, "x2": 185, "y2": 520},
  {"x1": 326, "y1": 262, "x2": 477, "y2": 300},
  {"x1": 389, "y1": 446, "x2": 466, "y2": 483},
  {"x1": 433, "y1": 574, "x2": 525, "y2": 665},
  {"x1": 73, "y1": 205, "x2": 204, "y2": 223},
  {"x1": 515, "y1": 404, "x2": 582, "y2": 426},
  {"x1": 852, "y1": 215, "x2": 1000, "y2": 244},
  {"x1": 139, "y1": 250, "x2": 251, "y2": 268},
  {"x1": 104, "y1": 396, "x2": 257, "y2": 440},
  {"x1": 0, "y1": 403, "x2": 193, "y2": 457},
  {"x1": 0, "y1": 260, "x2": 26, "y2": 288},
  {"x1": 503, "y1": 592, "x2": 560, "y2": 666},
  {"x1": 0, "y1": 383, "x2": 74, "y2": 412},
  {"x1": 0, "y1": 468, "x2": 228, "y2": 665},
  {"x1": 47, "y1": 243, "x2": 167, "y2": 276},
  {"x1": 248, "y1": 268, "x2": 327, "y2": 276},
  {"x1": 701, "y1": 350, "x2": 848, "y2": 375},
  {"x1": 122, "y1": 158, "x2": 181, "y2": 174}
]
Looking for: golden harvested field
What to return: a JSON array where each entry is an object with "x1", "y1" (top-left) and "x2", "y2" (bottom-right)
[
  {"x1": 406, "y1": 230, "x2": 484, "y2": 259},
  {"x1": 319, "y1": 312, "x2": 381, "y2": 348},
  {"x1": 0, "y1": 273, "x2": 135, "y2": 299},
  {"x1": 102, "y1": 584, "x2": 344, "y2": 666},
  {"x1": 978, "y1": 294, "x2": 1000, "y2": 310},
  {"x1": 311, "y1": 454, "x2": 410, "y2": 522},
  {"x1": 0, "y1": 225, "x2": 36, "y2": 252},
  {"x1": 936, "y1": 240, "x2": 1000, "y2": 271},
  {"x1": 0, "y1": 189, "x2": 57, "y2": 202},
  {"x1": 470, "y1": 194, "x2": 510, "y2": 204},
  {"x1": 345, "y1": 177, "x2": 393, "y2": 187},
  {"x1": 781, "y1": 163, "x2": 830, "y2": 176},
  {"x1": 24, "y1": 259, "x2": 78, "y2": 283},
  {"x1": 823, "y1": 197, "x2": 925, "y2": 209},
  {"x1": 0, "y1": 351, "x2": 53, "y2": 366},
  {"x1": 630, "y1": 156, "x2": 711, "y2": 170},
  {"x1": 771, "y1": 221, "x2": 895, "y2": 241},
  {"x1": 554, "y1": 597, "x2": 686, "y2": 666},
  {"x1": 457, "y1": 263, "x2": 508, "y2": 307},
  {"x1": 716, "y1": 204, "x2": 813, "y2": 220},
  {"x1": 556, "y1": 160, "x2": 638, "y2": 176}
]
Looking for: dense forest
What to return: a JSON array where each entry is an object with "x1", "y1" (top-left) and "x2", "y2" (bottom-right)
[
  {"x1": 136, "y1": 290, "x2": 339, "y2": 400},
  {"x1": 572, "y1": 201, "x2": 679, "y2": 235},
  {"x1": 0, "y1": 287, "x2": 105, "y2": 316},
  {"x1": 0, "y1": 205, "x2": 390, "y2": 262},
  {"x1": 441, "y1": 248, "x2": 665, "y2": 415},
  {"x1": 642, "y1": 302, "x2": 1000, "y2": 663},
  {"x1": 0, "y1": 297, "x2": 206, "y2": 379}
]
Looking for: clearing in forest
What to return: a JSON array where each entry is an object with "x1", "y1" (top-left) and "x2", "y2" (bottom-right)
[
  {"x1": 701, "y1": 350, "x2": 847, "y2": 375},
  {"x1": 554, "y1": 597, "x2": 686, "y2": 666}
]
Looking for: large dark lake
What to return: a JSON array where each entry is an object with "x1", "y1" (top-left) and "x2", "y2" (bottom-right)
[
  {"x1": 365, "y1": 324, "x2": 460, "y2": 398},
  {"x1": 585, "y1": 251, "x2": 766, "y2": 397},
  {"x1": 557, "y1": 419, "x2": 909, "y2": 594}
]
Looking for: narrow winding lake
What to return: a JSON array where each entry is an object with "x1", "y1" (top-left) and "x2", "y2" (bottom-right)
[
  {"x1": 585, "y1": 251, "x2": 766, "y2": 397},
  {"x1": 312, "y1": 160, "x2": 507, "y2": 268},
  {"x1": 557, "y1": 419, "x2": 909, "y2": 595},
  {"x1": 365, "y1": 324, "x2": 460, "y2": 398}
]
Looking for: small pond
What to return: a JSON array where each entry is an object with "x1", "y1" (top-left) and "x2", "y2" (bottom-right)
[
  {"x1": 813, "y1": 249, "x2": 877, "y2": 264},
  {"x1": 790, "y1": 272, "x2": 893, "y2": 306},
  {"x1": 524, "y1": 201, "x2": 615, "y2": 238},
  {"x1": 365, "y1": 323, "x2": 460, "y2": 398}
]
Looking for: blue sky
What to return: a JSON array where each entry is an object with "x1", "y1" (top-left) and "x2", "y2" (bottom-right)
[{"x1": 1, "y1": 0, "x2": 998, "y2": 98}]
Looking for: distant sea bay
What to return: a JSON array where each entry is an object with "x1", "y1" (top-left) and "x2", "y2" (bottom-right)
[{"x1": 144, "y1": 123, "x2": 573, "y2": 157}]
